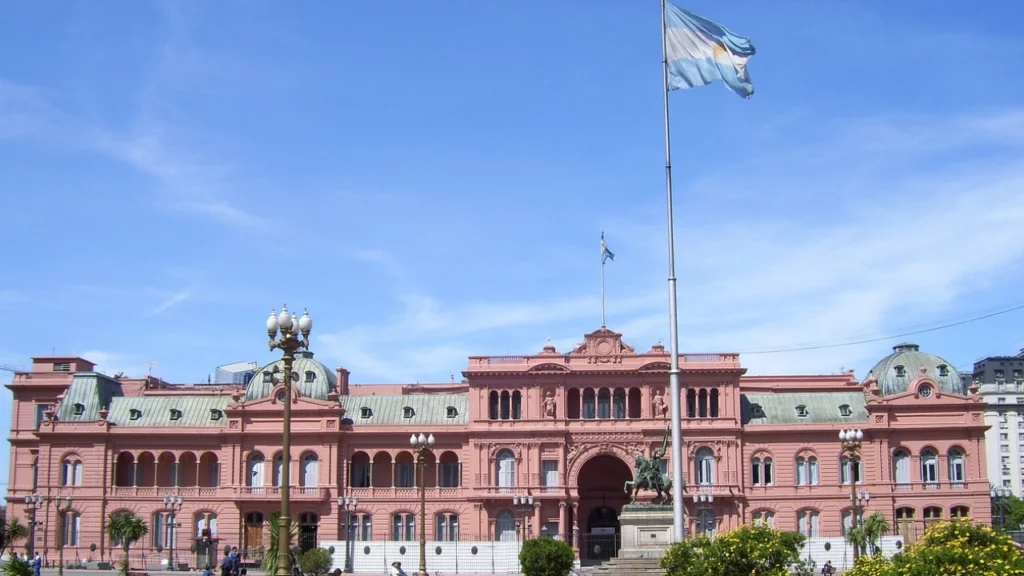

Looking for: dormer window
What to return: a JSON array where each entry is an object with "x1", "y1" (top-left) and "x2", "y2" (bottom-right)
[
  {"x1": 210, "y1": 409, "x2": 223, "y2": 421},
  {"x1": 129, "y1": 409, "x2": 142, "y2": 421},
  {"x1": 290, "y1": 371, "x2": 300, "y2": 383},
  {"x1": 937, "y1": 364, "x2": 949, "y2": 377},
  {"x1": 169, "y1": 409, "x2": 182, "y2": 421},
  {"x1": 918, "y1": 384, "x2": 933, "y2": 398},
  {"x1": 795, "y1": 405, "x2": 808, "y2": 418},
  {"x1": 305, "y1": 371, "x2": 316, "y2": 383},
  {"x1": 403, "y1": 407, "x2": 415, "y2": 418},
  {"x1": 72, "y1": 403, "x2": 85, "y2": 416},
  {"x1": 894, "y1": 365, "x2": 906, "y2": 377},
  {"x1": 839, "y1": 404, "x2": 852, "y2": 417},
  {"x1": 750, "y1": 404, "x2": 765, "y2": 418},
  {"x1": 53, "y1": 362, "x2": 71, "y2": 372},
  {"x1": 262, "y1": 371, "x2": 273, "y2": 383},
  {"x1": 360, "y1": 407, "x2": 372, "y2": 418},
  {"x1": 276, "y1": 390, "x2": 286, "y2": 403},
  {"x1": 1015, "y1": 369, "x2": 1023, "y2": 380},
  {"x1": 446, "y1": 406, "x2": 458, "y2": 418},
  {"x1": 996, "y1": 369, "x2": 1006, "y2": 379}
]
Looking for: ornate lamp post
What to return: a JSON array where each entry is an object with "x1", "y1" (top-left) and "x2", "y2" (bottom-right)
[
  {"x1": 991, "y1": 487, "x2": 1012, "y2": 529},
  {"x1": 512, "y1": 495, "x2": 536, "y2": 541},
  {"x1": 840, "y1": 429, "x2": 864, "y2": 560},
  {"x1": 410, "y1": 433, "x2": 435, "y2": 576},
  {"x1": 266, "y1": 305, "x2": 313, "y2": 576},
  {"x1": 337, "y1": 497, "x2": 358, "y2": 573},
  {"x1": 163, "y1": 495, "x2": 184, "y2": 570},
  {"x1": 24, "y1": 494, "x2": 44, "y2": 558},
  {"x1": 54, "y1": 496, "x2": 72, "y2": 576}
]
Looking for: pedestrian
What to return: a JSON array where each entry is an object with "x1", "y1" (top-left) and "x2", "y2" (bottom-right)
[
  {"x1": 33, "y1": 552, "x2": 42, "y2": 576},
  {"x1": 220, "y1": 550, "x2": 233, "y2": 576}
]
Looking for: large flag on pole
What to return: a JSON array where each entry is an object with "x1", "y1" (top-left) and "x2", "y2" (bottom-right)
[
  {"x1": 663, "y1": 2, "x2": 756, "y2": 98},
  {"x1": 601, "y1": 232, "x2": 615, "y2": 264}
]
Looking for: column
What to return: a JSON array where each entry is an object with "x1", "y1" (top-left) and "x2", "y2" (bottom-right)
[
  {"x1": 134, "y1": 461, "x2": 141, "y2": 487},
  {"x1": 533, "y1": 503, "x2": 542, "y2": 539},
  {"x1": 558, "y1": 502, "x2": 567, "y2": 541}
]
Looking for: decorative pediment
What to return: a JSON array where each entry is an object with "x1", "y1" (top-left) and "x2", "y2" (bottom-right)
[
  {"x1": 571, "y1": 327, "x2": 636, "y2": 364},
  {"x1": 638, "y1": 361, "x2": 671, "y2": 372},
  {"x1": 527, "y1": 363, "x2": 571, "y2": 374}
]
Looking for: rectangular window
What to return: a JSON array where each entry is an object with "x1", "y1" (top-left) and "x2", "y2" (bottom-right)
[
  {"x1": 1003, "y1": 433, "x2": 1010, "y2": 440},
  {"x1": 1003, "y1": 445, "x2": 1011, "y2": 453},
  {"x1": 53, "y1": 363, "x2": 71, "y2": 372},
  {"x1": 542, "y1": 460, "x2": 558, "y2": 491},
  {"x1": 34, "y1": 404, "x2": 52, "y2": 429},
  {"x1": 999, "y1": 398, "x2": 1007, "y2": 404},
  {"x1": 440, "y1": 461, "x2": 460, "y2": 488}
]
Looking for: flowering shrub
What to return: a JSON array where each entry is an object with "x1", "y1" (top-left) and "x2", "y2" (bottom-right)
[
  {"x1": 845, "y1": 519, "x2": 1024, "y2": 576},
  {"x1": 661, "y1": 524, "x2": 806, "y2": 576}
]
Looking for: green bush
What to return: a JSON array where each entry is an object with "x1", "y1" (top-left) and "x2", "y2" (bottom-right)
[
  {"x1": 298, "y1": 548, "x2": 334, "y2": 576},
  {"x1": 0, "y1": 558, "x2": 33, "y2": 576},
  {"x1": 519, "y1": 538, "x2": 575, "y2": 576},
  {"x1": 661, "y1": 524, "x2": 805, "y2": 576}
]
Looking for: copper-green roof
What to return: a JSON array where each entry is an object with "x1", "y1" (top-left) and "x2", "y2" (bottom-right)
[
  {"x1": 107, "y1": 395, "x2": 233, "y2": 427},
  {"x1": 740, "y1": 392, "x2": 868, "y2": 426},
  {"x1": 343, "y1": 394, "x2": 469, "y2": 425},
  {"x1": 55, "y1": 373, "x2": 124, "y2": 421},
  {"x1": 245, "y1": 351, "x2": 337, "y2": 402},
  {"x1": 868, "y1": 343, "x2": 965, "y2": 397}
]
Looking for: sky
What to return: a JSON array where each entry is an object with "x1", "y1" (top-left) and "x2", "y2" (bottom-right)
[{"x1": 3, "y1": 1, "x2": 1024, "y2": 478}]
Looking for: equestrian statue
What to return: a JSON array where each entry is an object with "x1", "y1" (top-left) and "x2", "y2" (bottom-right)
[{"x1": 623, "y1": 428, "x2": 680, "y2": 504}]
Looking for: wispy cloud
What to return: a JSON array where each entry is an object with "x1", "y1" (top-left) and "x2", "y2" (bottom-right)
[
  {"x1": 149, "y1": 290, "x2": 191, "y2": 317},
  {"x1": 318, "y1": 109, "x2": 1024, "y2": 382}
]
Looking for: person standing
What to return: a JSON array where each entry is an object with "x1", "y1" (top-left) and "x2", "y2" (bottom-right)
[{"x1": 33, "y1": 552, "x2": 42, "y2": 576}]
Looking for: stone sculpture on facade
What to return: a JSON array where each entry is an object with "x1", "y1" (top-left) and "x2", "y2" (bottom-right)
[
  {"x1": 624, "y1": 428, "x2": 676, "y2": 503},
  {"x1": 542, "y1": 390, "x2": 556, "y2": 418},
  {"x1": 652, "y1": 390, "x2": 667, "y2": 417}
]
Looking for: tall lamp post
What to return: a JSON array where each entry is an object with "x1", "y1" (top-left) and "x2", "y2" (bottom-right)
[
  {"x1": 840, "y1": 429, "x2": 864, "y2": 560},
  {"x1": 54, "y1": 496, "x2": 72, "y2": 576},
  {"x1": 24, "y1": 494, "x2": 44, "y2": 558},
  {"x1": 992, "y1": 487, "x2": 1012, "y2": 529},
  {"x1": 512, "y1": 495, "x2": 536, "y2": 541},
  {"x1": 266, "y1": 305, "x2": 313, "y2": 576},
  {"x1": 852, "y1": 490, "x2": 871, "y2": 555},
  {"x1": 410, "y1": 433, "x2": 435, "y2": 576},
  {"x1": 163, "y1": 495, "x2": 184, "y2": 570},
  {"x1": 337, "y1": 497, "x2": 358, "y2": 573}
]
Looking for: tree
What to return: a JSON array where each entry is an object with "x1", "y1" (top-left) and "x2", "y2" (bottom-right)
[
  {"x1": 1002, "y1": 493, "x2": 1024, "y2": 530},
  {"x1": 105, "y1": 511, "x2": 148, "y2": 575},
  {"x1": 661, "y1": 524, "x2": 806, "y2": 576},
  {"x1": 0, "y1": 518, "x2": 28, "y2": 559},
  {"x1": 297, "y1": 548, "x2": 333, "y2": 576},
  {"x1": 863, "y1": 513, "x2": 890, "y2": 555},
  {"x1": 260, "y1": 514, "x2": 299, "y2": 576},
  {"x1": 845, "y1": 519, "x2": 1024, "y2": 576},
  {"x1": 519, "y1": 538, "x2": 575, "y2": 576},
  {"x1": 0, "y1": 557, "x2": 32, "y2": 576}
]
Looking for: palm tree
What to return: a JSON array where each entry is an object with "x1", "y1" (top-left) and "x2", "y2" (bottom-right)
[
  {"x1": 105, "y1": 511, "x2": 148, "y2": 575},
  {"x1": 863, "y1": 512, "x2": 891, "y2": 556},
  {"x1": 0, "y1": 518, "x2": 28, "y2": 559},
  {"x1": 261, "y1": 513, "x2": 299, "y2": 576}
]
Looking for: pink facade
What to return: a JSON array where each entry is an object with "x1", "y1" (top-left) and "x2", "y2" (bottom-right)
[{"x1": 3, "y1": 328, "x2": 991, "y2": 565}]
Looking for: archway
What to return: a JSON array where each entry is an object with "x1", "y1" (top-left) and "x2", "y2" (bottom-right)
[{"x1": 576, "y1": 454, "x2": 632, "y2": 561}]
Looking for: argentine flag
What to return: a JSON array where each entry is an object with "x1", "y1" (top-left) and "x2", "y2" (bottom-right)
[
  {"x1": 664, "y1": 2, "x2": 755, "y2": 98},
  {"x1": 601, "y1": 233, "x2": 615, "y2": 264}
]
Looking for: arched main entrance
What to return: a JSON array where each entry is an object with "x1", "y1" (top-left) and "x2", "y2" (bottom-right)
[{"x1": 576, "y1": 454, "x2": 632, "y2": 561}]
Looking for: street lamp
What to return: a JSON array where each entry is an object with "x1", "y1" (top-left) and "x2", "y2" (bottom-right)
[
  {"x1": 840, "y1": 429, "x2": 865, "y2": 560},
  {"x1": 54, "y1": 496, "x2": 72, "y2": 576},
  {"x1": 410, "y1": 433, "x2": 435, "y2": 576},
  {"x1": 337, "y1": 497, "x2": 358, "y2": 573},
  {"x1": 24, "y1": 494, "x2": 44, "y2": 558},
  {"x1": 991, "y1": 487, "x2": 1012, "y2": 529},
  {"x1": 512, "y1": 495, "x2": 536, "y2": 541},
  {"x1": 267, "y1": 305, "x2": 313, "y2": 576},
  {"x1": 163, "y1": 495, "x2": 184, "y2": 570}
]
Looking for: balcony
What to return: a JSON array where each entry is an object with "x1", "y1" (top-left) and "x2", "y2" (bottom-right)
[
  {"x1": 109, "y1": 486, "x2": 219, "y2": 498},
  {"x1": 235, "y1": 486, "x2": 329, "y2": 500},
  {"x1": 893, "y1": 481, "x2": 972, "y2": 492},
  {"x1": 346, "y1": 486, "x2": 464, "y2": 499},
  {"x1": 690, "y1": 484, "x2": 738, "y2": 498}
]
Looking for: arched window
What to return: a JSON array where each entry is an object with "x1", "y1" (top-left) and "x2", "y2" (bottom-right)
[
  {"x1": 923, "y1": 506, "x2": 942, "y2": 527},
  {"x1": 695, "y1": 448, "x2": 715, "y2": 485},
  {"x1": 350, "y1": 452, "x2": 371, "y2": 488},
  {"x1": 751, "y1": 510, "x2": 775, "y2": 528},
  {"x1": 196, "y1": 512, "x2": 218, "y2": 539},
  {"x1": 273, "y1": 454, "x2": 284, "y2": 487},
  {"x1": 628, "y1": 388, "x2": 642, "y2": 418},
  {"x1": 511, "y1": 391, "x2": 522, "y2": 419},
  {"x1": 582, "y1": 390, "x2": 595, "y2": 419},
  {"x1": 841, "y1": 509, "x2": 854, "y2": 535},
  {"x1": 439, "y1": 451, "x2": 460, "y2": 488},
  {"x1": 709, "y1": 389, "x2": 720, "y2": 418},
  {"x1": 395, "y1": 452, "x2": 415, "y2": 488},
  {"x1": 686, "y1": 389, "x2": 696, "y2": 418},
  {"x1": 347, "y1": 514, "x2": 372, "y2": 541},
  {"x1": 301, "y1": 453, "x2": 319, "y2": 488},
  {"x1": 567, "y1": 389, "x2": 580, "y2": 419},
  {"x1": 495, "y1": 449, "x2": 516, "y2": 490},
  {"x1": 435, "y1": 513, "x2": 459, "y2": 541},
  {"x1": 796, "y1": 510, "x2": 819, "y2": 537},
  {"x1": 500, "y1": 391, "x2": 510, "y2": 420},
  {"x1": 841, "y1": 456, "x2": 863, "y2": 484},
  {"x1": 248, "y1": 453, "x2": 265, "y2": 488},
  {"x1": 489, "y1": 391, "x2": 499, "y2": 420},
  {"x1": 613, "y1": 389, "x2": 626, "y2": 419},
  {"x1": 391, "y1": 513, "x2": 415, "y2": 541},
  {"x1": 921, "y1": 449, "x2": 939, "y2": 484},
  {"x1": 495, "y1": 511, "x2": 516, "y2": 541},
  {"x1": 892, "y1": 449, "x2": 910, "y2": 484},
  {"x1": 698, "y1": 389, "x2": 708, "y2": 418},
  {"x1": 61, "y1": 511, "x2": 81, "y2": 546},
  {"x1": 61, "y1": 459, "x2": 83, "y2": 487},
  {"x1": 751, "y1": 456, "x2": 772, "y2": 486},
  {"x1": 597, "y1": 389, "x2": 611, "y2": 419},
  {"x1": 153, "y1": 511, "x2": 175, "y2": 549},
  {"x1": 808, "y1": 456, "x2": 819, "y2": 485},
  {"x1": 948, "y1": 449, "x2": 965, "y2": 485},
  {"x1": 950, "y1": 506, "x2": 969, "y2": 518}
]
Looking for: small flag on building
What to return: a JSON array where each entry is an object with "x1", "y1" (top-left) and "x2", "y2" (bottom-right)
[
  {"x1": 663, "y1": 2, "x2": 756, "y2": 98},
  {"x1": 601, "y1": 232, "x2": 615, "y2": 264}
]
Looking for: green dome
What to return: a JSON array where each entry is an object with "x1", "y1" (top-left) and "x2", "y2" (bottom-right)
[
  {"x1": 868, "y1": 343, "x2": 965, "y2": 397},
  {"x1": 245, "y1": 350, "x2": 337, "y2": 401}
]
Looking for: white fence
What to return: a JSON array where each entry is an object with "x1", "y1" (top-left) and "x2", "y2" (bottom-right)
[
  {"x1": 321, "y1": 540, "x2": 526, "y2": 574},
  {"x1": 799, "y1": 535, "x2": 906, "y2": 572}
]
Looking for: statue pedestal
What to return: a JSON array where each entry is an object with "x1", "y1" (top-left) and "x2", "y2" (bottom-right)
[{"x1": 617, "y1": 505, "x2": 675, "y2": 559}]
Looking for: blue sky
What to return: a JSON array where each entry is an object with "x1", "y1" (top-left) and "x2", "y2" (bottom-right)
[{"x1": 3, "y1": 0, "x2": 1024, "y2": 449}]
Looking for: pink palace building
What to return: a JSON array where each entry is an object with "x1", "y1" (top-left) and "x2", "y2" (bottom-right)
[{"x1": 3, "y1": 327, "x2": 992, "y2": 566}]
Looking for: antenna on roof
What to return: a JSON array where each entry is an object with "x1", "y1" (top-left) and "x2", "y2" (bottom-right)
[{"x1": 142, "y1": 360, "x2": 158, "y2": 377}]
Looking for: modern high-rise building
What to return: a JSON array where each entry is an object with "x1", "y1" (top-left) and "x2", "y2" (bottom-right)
[{"x1": 974, "y1": 348, "x2": 1024, "y2": 497}]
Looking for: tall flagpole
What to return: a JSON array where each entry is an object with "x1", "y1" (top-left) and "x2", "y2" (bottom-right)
[
  {"x1": 660, "y1": 0, "x2": 685, "y2": 541},
  {"x1": 601, "y1": 232, "x2": 607, "y2": 328}
]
